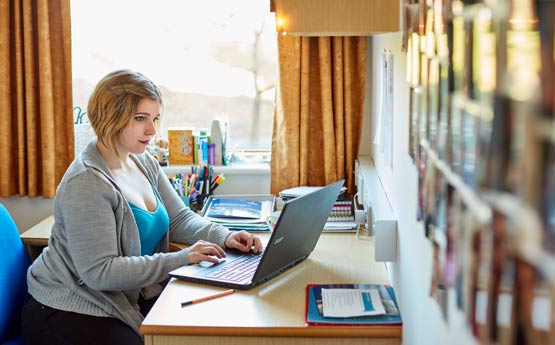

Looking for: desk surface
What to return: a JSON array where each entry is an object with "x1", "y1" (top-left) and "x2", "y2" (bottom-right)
[
  {"x1": 20, "y1": 216, "x2": 402, "y2": 344},
  {"x1": 20, "y1": 215, "x2": 54, "y2": 246},
  {"x1": 141, "y1": 233, "x2": 400, "y2": 341}
]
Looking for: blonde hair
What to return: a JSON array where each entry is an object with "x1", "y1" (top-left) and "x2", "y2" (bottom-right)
[{"x1": 87, "y1": 69, "x2": 162, "y2": 155}]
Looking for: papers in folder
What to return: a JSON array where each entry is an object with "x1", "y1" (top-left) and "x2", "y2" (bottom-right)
[
  {"x1": 206, "y1": 199, "x2": 264, "y2": 220},
  {"x1": 305, "y1": 284, "x2": 402, "y2": 326},
  {"x1": 201, "y1": 194, "x2": 276, "y2": 232},
  {"x1": 322, "y1": 288, "x2": 385, "y2": 318},
  {"x1": 323, "y1": 221, "x2": 357, "y2": 232},
  {"x1": 279, "y1": 186, "x2": 347, "y2": 199}
]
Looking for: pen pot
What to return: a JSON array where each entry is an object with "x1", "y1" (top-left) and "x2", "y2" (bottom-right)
[{"x1": 189, "y1": 194, "x2": 209, "y2": 213}]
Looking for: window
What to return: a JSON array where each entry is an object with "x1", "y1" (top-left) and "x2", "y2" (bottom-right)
[{"x1": 71, "y1": 0, "x2": 277, "y2": 159}]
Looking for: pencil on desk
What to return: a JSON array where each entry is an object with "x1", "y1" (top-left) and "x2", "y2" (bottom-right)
[{"x1": 180, "y1": 289, "x2": 235, "y2": 307}]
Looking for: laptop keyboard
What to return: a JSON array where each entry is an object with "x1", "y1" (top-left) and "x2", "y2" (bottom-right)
[{"x1": 205, "y1": 254, "x2": 262, "y2": 283}]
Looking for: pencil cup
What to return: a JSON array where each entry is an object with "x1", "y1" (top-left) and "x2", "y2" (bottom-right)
[
  {"x1": 265, "y1": 211, "x2": 281, "y2": 230},
  {"x1": 189, "y1": 194, "x2": 209, "y2": 213}
]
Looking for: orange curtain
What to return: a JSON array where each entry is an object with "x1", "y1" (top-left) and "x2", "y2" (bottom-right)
[
  {"x1": 0, "y1": 0, "x2": 74, "y2": 198},
  {"x1": 270, "y1": 35, "x2": 366, "y2": 195}
]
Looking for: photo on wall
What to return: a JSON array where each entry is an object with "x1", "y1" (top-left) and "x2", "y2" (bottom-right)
[
  {"x1": 407, "y1": 31, "x2": 421, "y2": 164},
  {"x1": 429, "y1": 177, "x2": 452, "y2": 321},
  {"x1": 408, "y1": 1, "x2": 555, "y2": 344},
  {"x1": 409, "y1": 86, "x2": 420, "y2": 163}
]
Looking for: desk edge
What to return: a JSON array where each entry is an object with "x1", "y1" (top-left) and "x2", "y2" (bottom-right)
[{"x1": 140, "y1": 325, "x2": 402, "y2": 338}]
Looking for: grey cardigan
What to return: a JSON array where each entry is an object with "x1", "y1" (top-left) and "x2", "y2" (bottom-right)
[{"x1": 27, "y1": 139, "x2": 231, "y2": 335}]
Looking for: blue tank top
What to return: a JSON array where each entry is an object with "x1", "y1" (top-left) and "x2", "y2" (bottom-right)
[{"x1": 128, "y1": 190, "x2": 169, "y2": 256}]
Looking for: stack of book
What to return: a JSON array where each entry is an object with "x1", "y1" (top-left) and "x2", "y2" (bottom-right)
[
  {"x1": 328, "y1": 200, "x2": 355, "y2": 222},
  {"x1": 200, "y1": 194, "x2": 276, "y2": 232},
  {"x1": 279, "y1": 185, "x2": 357, "y2": 232}
]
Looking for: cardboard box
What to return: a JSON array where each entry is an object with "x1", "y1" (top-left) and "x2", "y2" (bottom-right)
[{"x1": 168, "y1": 128, "x2": 194, "y2": 165}]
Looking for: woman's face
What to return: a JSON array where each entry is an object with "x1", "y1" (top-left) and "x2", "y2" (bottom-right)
[{"x1": 116, "y1": 98, "x2": 161, "y2": 156}]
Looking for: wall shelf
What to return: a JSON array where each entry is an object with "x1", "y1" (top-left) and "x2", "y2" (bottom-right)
[{"x1": 270, "y1": 0, "x2": 400, "y2": 36}]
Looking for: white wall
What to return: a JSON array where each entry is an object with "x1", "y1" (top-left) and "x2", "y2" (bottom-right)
[{"x1": 366, "y1": 33, "x2": 476, "y2": 345}]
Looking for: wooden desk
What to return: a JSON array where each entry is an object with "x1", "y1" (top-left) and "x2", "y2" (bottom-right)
[
  {"x1": 20, "y1": 216, "x2": 402, "y2": 344},
  {"x1": 141, "y1": 233, "x2": 401, "y2": 345},
  {"x1": 20, "y1": 215, "x2": 186, "y2": 258},
  {"x1": 20, "y1": 215, "x2": 54, "y2": 260}
]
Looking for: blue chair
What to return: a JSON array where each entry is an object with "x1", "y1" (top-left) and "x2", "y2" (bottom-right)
[{"x1": 0, "y1": 204, "x2": 30, "y2": 345}]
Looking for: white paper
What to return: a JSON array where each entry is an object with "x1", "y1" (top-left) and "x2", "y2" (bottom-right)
[
  {"x1": 496, "y1": 293, "x2": 513, "y2": 327},
  {"x1": 279, "y1": 186, "x2": 347, "y2": 198},
  {"x1": 532, "y1": 296, "x2": 552, "y2": 331},
  {"x1": 475, "y1": 290, "x2": 488, "y2": 324},
  {"x1": 323, "y1": 221, "x2": 357, "y2": 232},
  {"x1": 322, "y1": 288, "x2": 385, "y2": 318}
]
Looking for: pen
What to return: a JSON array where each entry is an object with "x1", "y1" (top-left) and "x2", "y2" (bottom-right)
[
  {"x1": 181, "y1": 289, "x2": 235, "y2": 307},
  {"x1": 210, "y1": 175, "x2": 225, "y2": 193}
]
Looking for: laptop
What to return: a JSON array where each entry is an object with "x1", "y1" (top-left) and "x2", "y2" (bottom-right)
[{"x1": 169, "y1": 179, "x2": 345, "y2": 290}]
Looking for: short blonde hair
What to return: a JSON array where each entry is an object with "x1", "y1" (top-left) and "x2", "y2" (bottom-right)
[{"x1": 87, "y1": 69, "x2": 162, "y2": 155}]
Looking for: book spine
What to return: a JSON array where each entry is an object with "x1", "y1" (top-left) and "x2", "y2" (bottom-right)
[
  {"x1": 197, "y1": 130, "x2": 209, "y2": 165},
  {"x1": 208, "y1": 143, "x2": 215, "y2": 165},
  {"x1": 168, "y1": 128, "x2": 194, "y2": 165},
  {"x1": 193, "y1": 135, "x2": 199, "y2": 164},
  {"x1": 327, "y1": 200, "x2": 354, "y2": 221}
]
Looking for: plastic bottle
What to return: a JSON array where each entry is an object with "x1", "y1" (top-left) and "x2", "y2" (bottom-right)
[
  {"x1": 210, "y1": 120, "x2": 223, "y2": 165},
  {"x1": 197, "y1": 129, "x2": 209, "y2": 165}
]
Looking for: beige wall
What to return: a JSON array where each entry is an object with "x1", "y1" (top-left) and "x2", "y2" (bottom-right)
[{"x1": 0, "y1": 196, "x2": 54, "y2": 233}]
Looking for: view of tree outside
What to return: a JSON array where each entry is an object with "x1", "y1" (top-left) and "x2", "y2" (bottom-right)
[{"x1": 71, "y1": 0, "x2": 277, "y2": 156}]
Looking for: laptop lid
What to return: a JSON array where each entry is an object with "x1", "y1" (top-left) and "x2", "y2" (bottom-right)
[{"x1": 169, "y1": 179, "x2": 344, "y2": 290}]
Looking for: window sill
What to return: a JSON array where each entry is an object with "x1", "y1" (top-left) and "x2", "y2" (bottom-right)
[{"x1": 162, "y1": 163, "x2": 270, "y2": 176}]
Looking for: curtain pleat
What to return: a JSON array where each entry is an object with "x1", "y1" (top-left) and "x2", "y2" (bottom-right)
[
  {"x1": 271, "y1": 35, "x2": 366, "y2": 195},
  {"x1": 299, "y1": 37, "x2": 310, "y2": 186},
  {"x1": 271, "y1": 35, "x2": 301, "y2": 192},
  {"x1": 333, "y1": 36, "x2": 346, "y2": 181},
  {"x1": 0, "y1": 0, "x2": 73, "y2": 198}
]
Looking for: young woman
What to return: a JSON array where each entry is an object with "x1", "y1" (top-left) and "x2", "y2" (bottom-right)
[{"x1": 21, "y1": 69, "x2": 262, "y2": 345}]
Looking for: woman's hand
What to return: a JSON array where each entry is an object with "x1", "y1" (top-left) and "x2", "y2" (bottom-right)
[
  {"x1": 187, "y1": 240, "x2": 226, "y2": 264},
  {"x1": 225, "y1": 231, "x2": 263, "y2": 253}
]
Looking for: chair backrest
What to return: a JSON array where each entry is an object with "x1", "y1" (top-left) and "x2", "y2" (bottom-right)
[{"x1": 0, "y1": 204, "x2": 30, "y2": 344}]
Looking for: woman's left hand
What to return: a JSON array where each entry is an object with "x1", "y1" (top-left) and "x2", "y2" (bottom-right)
[{"x1": 224, "y1": 231, "x2": 263, "y2": 253}]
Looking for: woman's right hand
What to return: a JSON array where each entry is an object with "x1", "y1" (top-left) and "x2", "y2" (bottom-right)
[{"x1": 187, "y1": 240, "x2": 226, "y2": 264}]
